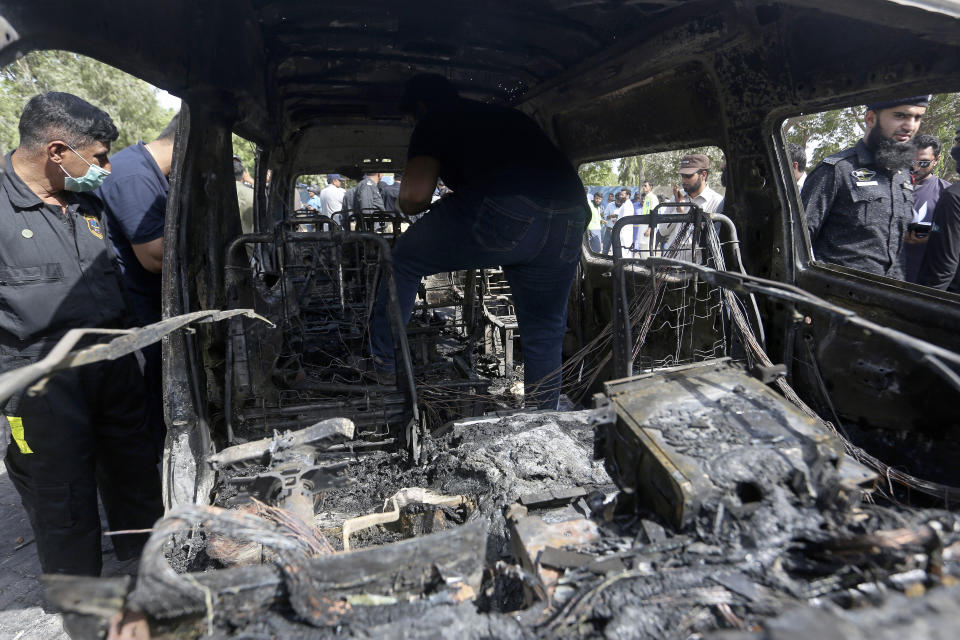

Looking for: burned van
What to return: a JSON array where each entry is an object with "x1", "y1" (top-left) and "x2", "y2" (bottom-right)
[{"x1": 2, "y1": 0, "x2": 960, "y2": 638}]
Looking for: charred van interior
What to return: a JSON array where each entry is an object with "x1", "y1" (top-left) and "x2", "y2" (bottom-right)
[{"x1": 3, "y1": 0, "x2": 960, "y2": 638}]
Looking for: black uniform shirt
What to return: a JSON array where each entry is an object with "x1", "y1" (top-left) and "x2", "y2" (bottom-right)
[
  {"x1": 0, "y1": 152, "x2": 127, "y2": 360},
  {"x1": 801, "y1": 140, "x2": 914, "y2": 280},
  {"x1": 916, "y1": 182, "x2": 960, "y2": 293}
]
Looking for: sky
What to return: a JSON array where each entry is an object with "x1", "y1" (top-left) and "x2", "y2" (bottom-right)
[{"x1": 155, "y1": 89, "x2": 181, "y2": 111}]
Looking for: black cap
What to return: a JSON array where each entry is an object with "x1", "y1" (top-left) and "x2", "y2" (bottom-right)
[{"x1": 865, "y1": 95, "x2": 931, "y2": 112}]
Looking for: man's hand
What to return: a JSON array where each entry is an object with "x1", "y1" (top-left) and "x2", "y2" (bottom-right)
[
  {"x1": 398, "y1": 156, "x2": 440, "y2": 215},
  {"x1": 672, "y1": 184, "x2": 682, "y2": 201},
  {"x1": 132, "y1": 237, "x2": 163, "y2": 273}
]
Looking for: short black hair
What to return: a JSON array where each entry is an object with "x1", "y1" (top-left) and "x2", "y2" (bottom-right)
[
  {"x1": 786, "y1": 142, "x2": 806, "y2": 172},
  {"x1": 399, "y1": 74, "x2": 460, "y2": 115},
  {"x1": 913, "y1": 133, "x2": 941, "y2": 157},
  {"x1": 233, "y1": 157, "x2": 244, "y2": 180},
  {"x1": 156, "y1": 111, "x2": 180, "y2": 142},
  {"x1": 18, "y1": 92, "x2": 118, "y2": 150}
]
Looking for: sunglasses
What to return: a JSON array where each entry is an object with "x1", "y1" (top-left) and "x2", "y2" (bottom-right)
[{"x1": 913, "y1": 160, "x2": 933, "y2": 168}]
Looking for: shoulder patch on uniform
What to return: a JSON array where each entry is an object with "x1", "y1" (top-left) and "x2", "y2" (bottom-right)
[
  {"x1": 851, "y1": 168, "x2": 876, "y2": 182},
  {"x1": 822, "y1": 148, "x2": 857, "y2": 166},
  {"x1": 84, "y1": 215, "x2": 104, "y2": 239}
]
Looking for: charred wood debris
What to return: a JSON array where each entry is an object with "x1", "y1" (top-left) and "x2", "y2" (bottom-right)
[{"x1": 46, "y1": 227, "x2": 960, "y2": 639}]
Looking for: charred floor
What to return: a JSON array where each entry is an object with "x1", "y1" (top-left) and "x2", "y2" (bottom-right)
[{"x1": 41, "y1": 214, "x2": 960, "y2": 640}]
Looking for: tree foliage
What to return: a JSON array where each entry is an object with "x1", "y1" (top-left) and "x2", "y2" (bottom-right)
[
  {"x1": 578, "y1": 160, "x2": 616, "y2": 185},
  {"x1": 232, "y1": 134, "x2": 258, "y2": 177},
  {"x1": 783, "y1": 92, "x2": 960, "y2": 181},
  {"x1": 917, "y1": 92, "x2": 960, "y2": 181},
  {"x1": 617, "y1": 155, "x2": 644, "y2": 185},
  {"x1": 640, "y1": 146, "x2": 725, "y2": 191},
  {"x1": 0, "y1": 50, "x2": 175, "y2": 154}
]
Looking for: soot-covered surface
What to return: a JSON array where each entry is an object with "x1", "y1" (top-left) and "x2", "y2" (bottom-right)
[
  {"x1": 313, "y1": 410, "x2": 610, "y2": 556},
  {"x1": 123, "y1": 406, "x2": 960, "y2": 639}
]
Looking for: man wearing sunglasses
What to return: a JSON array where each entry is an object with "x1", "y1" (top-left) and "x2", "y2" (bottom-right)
[
  {"x1": 917, "y1": 126, "x2": 960, "y2": 292},
  {"x1": 905, "y1": 134, "x2": 951, "y2": 283}
]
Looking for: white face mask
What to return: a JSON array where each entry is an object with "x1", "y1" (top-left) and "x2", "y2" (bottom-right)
[{"x1": 60, "y1": 143, "x2": 110, "y2": 192}]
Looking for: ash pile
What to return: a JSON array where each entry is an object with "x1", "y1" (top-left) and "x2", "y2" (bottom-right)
[{"x1": 45, "y1": 361, "x2": 960, "y2": 639}]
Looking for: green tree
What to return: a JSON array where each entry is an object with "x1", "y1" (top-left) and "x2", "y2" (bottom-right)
[
  {"x1": 617, "y1": 155, "x2": 644, "y2": 186},
  {"x1": 578, "y1": 160, "x2": 616, "y2": 185},
  {"x1": 640, "y1": 146, "x2": 725, "y2": 191},
  {"x1": 0, "y1": 50, "x2": 175, "y2": 153},
  {"x1": 232, "y1": 134, "x2": 258, "y2": 176},
  {"x1": 918, "y1": 92, "x2": 960, "y2": 181},
  {"x1": 782, "y1": 92, "x2": 960, "y2": 181},
  {"x1": 782, "y1": 107, "x2": 864, "y2": 169}
]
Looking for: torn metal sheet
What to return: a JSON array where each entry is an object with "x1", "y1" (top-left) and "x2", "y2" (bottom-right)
[
  {"x1": 208, "y1": 417, "x2": 355, "y2": 470},
  {"x1": 0, "y1": 309, "x2": 270, "y2": 408}
]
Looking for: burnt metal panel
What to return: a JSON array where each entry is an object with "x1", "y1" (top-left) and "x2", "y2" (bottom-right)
[{"x1": 602, "y1": 359, "x2": 846, "y2": 529}]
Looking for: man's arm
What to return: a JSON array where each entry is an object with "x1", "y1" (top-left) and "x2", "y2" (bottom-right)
[
  {"x1": 98, "y1": 175, "x2": 166, "y2": 274},
  {"x1": 916, "y1": 188, "x2": 960, "y2": 290},
  {"x1": 398, "y1": 156, "x2": 440, "y2": 215},
  {"x1": 132, "y1": 237, "x2": 163, "y2": 274},
  {"x1": 800, "y1": 162, "x2": 838, "y2": 248}
]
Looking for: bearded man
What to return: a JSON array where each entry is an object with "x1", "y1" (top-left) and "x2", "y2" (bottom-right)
[{"x1": 801, "y1": 96, "x2": 929, "y2": 279}]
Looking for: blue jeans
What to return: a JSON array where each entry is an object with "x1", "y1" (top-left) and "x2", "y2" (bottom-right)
[
  {"x1": 601, "y1": 226, "x2": 613, "y2": 255},
  {"x1": 371, "y1": 192, "x2": 586, "y2": 409},
  {"x1": 587, "y1": 229, "x2": 602, "y2": 253}
]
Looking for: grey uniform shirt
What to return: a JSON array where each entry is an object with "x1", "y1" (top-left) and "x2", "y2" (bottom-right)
[
  {"x1": 355, "y1": 178, "x2": 385, "y2": 214},
  {"x1": 0, "y1": 153, "x2": 127, "y2": 362},
  {"x1": 801, "y1": 140, "x2": 914, "y2": 280}
]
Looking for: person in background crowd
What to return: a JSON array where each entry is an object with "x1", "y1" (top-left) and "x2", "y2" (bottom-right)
[
  {"x1": 320, "y1": 173, "x2": 346, "y2": 224},
  {"x1": 905, "y1": 134, "x2": 951, "y2": 283},
  {"x1": 638, "y1": 180, "x2": 659, "y2": 251},
  {"x1": 587, "y1": 191, "x2": 603, "y2": 252},
  {"x1": 660, "y1": 154, "x2": 723, "y2": 250},
  {"x1": 787, "y1": 142, "x2": 807, "y2": 189},
  {"x1": 304, "y1": 185, "x2": 322, "y2": 211},
  {"x1": 1, "y1": 92, "x2": 162, "y2": 576},
  {"x1": 234, "y1": 156, "x2": 254, "y2": 235},
  {"x1": 802, "y1": 96, "x2": 928, "y2": 279},
  {"x1": 340, "y1": 182, "x2": 357, "y2": 226},
  {"x1": 98, "y1": 111, "x2": 180, "y2": 455},
  {"x1": 355, "y1": 172, "x2": 385, "y2": 224},
  {"x1": 381, "y1": 171, "x2": 403, "y2": 213},
  {"x1": 601, "y1": 192, "x2": 617, "y2": 254},
  {"x1": 612, "y1": 188, "x2": 636, "y2": 254},
  {"x1": 917, "y1": 126, "x2": 960, "y2": 292}
]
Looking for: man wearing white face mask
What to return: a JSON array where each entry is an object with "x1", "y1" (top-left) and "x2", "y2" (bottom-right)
[{"x1": 1, "y1": 92, "x2": 162, "y2": 577}]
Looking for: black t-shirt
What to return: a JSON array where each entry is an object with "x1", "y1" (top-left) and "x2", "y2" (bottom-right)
[{"x1": 407, "y1": 98, "x2": 584, "y2": 203}]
